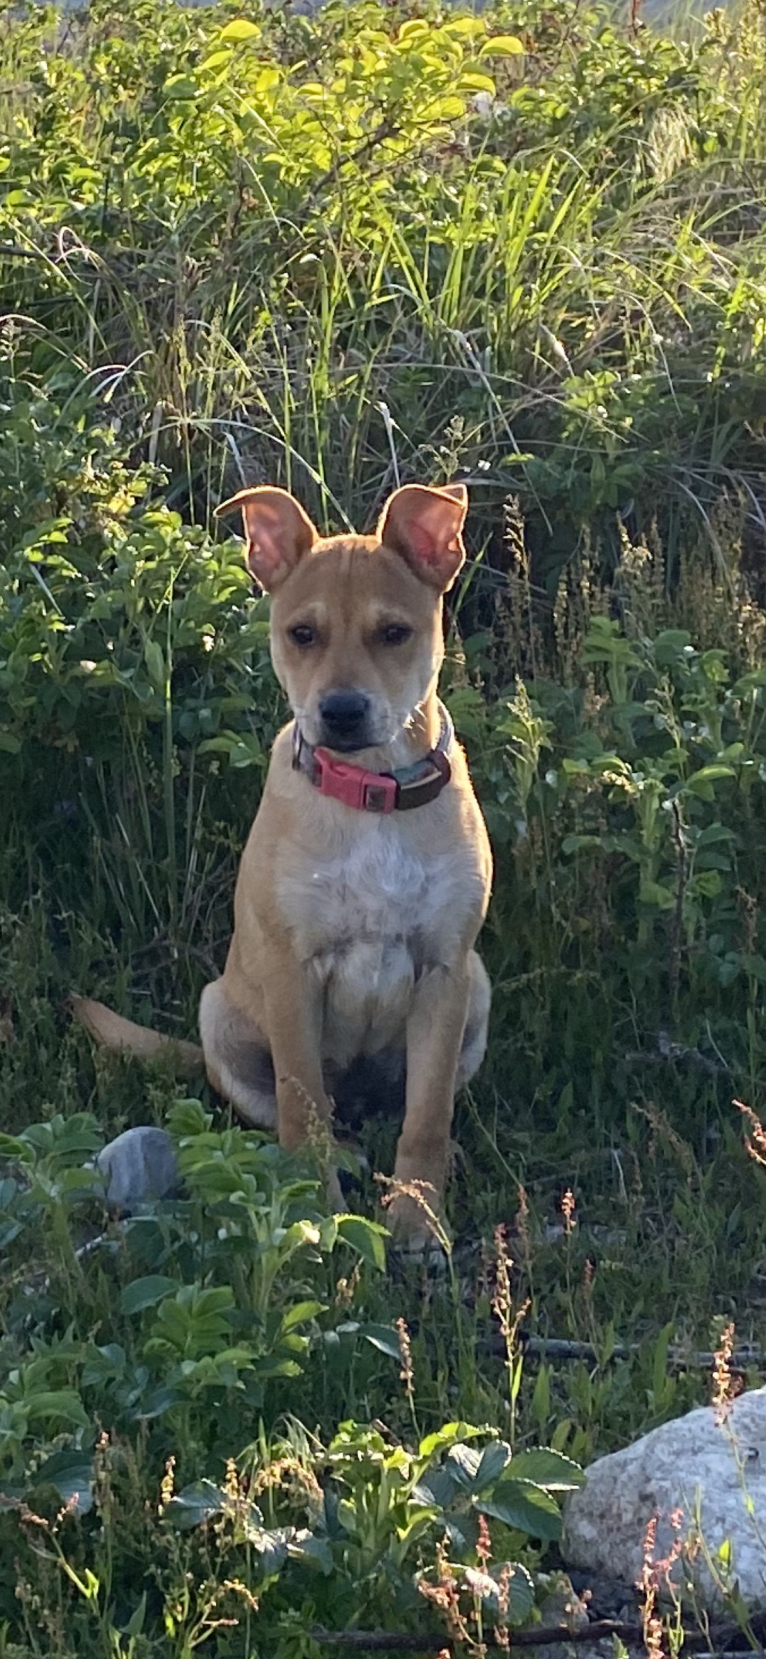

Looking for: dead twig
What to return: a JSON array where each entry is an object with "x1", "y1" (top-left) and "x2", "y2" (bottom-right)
[
  {"x1": 309, "y1": 1608, "x2": 766, "y2": 1652},
  {"x1": 505, "y1": 1334, "x2": 766, "y2": 1372},
  {"x1": 309, "y1": 1621, "x2": 633, "y2": 1651}
]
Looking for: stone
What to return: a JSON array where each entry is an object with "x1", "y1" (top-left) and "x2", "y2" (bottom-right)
[
  {"x1": 562, "y1": 1386, "x2": 766, "y2": 1611},
  {"x1": 96, "y1": 1126, "x2": 180, "y2": 1212}
]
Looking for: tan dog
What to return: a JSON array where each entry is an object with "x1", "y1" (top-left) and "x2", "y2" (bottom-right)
[{"x1": 75, "y1": 482, "x2": 493, "y2": 1249}]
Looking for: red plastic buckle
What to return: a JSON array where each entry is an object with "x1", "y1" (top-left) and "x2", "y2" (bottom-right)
[{"x1": 313, "y1": 748, "x2": 398, "y2": 813}]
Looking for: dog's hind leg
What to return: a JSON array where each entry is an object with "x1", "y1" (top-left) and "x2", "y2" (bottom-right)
[
  {"x1": 456, "y1": 950, "x2": 491, "y2": 1090},
  {"x1": 198, "y1": 979, "x2": 277, "y2": 1129}
]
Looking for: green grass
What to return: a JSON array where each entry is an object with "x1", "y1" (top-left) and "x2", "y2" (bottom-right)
[{"x1": 2, "y1": 0, "x2": 766, "y2": 1650}]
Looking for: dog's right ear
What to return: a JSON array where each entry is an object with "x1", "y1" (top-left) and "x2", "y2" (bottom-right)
[{"x1": 216, "y1": 486, "x2": 318, "y2": 591}]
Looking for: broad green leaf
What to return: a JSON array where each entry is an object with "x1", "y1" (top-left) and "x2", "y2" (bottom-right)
[
  {"x1": 504, "y1": 1447, "x2": 584, "y2": 1491},
  {"x1": 419, "y1": 1422, "x2": 488, "y2": 1458},
  {"x1": 479, "y1": 34, "x2": 524, "y2": 54},
  {"x1": 281, "y1": 1300, "x2": 326, "y2": 1332},
  {"x1": 219, "y1": 18, "x2": 260, "y2": 40},
  {"x1": 506, "y1": 1562, "x2": 536, "y2": 1626},
  {"x1": 461, "y1": 72, "x2": 497, "y2": 93},
  {"x1": 200, "y1": 49, "x2": 233, "y2": 71},
  {"x1": 121, "y1": 1276, "x2": 177, "y2": 1316},
  {"x1": 32, "y1": 1450, "x2": 94, "y2": 1515},
  {"x1": 166, "y1": 1481, "x2": 227, "y2": 1530},
  {"x1": 24, "y1": 1391, "x2": 90, "y2": 1429},
  {"x1": 361, "y1": 1324, "x2": 401, "y2": 1360},
  {"x1": 480, "y1": 1477, "x2": 562, "y2": 1541},
  {"x1": 287, "y1": 1531, "x2": 333, "y2": 1573},
  {"x1": 686, "y1": 764, "x2": 736, "y2": 796},
  {"x1": 413, "y1": 1468, "x2": 456, "y2": 1510},
  {"x1": 336, "y1": 1214, "x2": 388, "y2": 1271},
  {"x1": 0, "y1": 1135, "x2": 31, "y2": 1161},
  {"x1": 472, "y1": 1440, "x2": 511, "y2": 1492},
  {"x1": 444, "y1": 1442, "x2": 482, "y2": 1489}
]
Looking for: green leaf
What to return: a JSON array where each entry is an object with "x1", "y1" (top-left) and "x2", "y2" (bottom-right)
[
  {"x1": 639, "y1": 880, "x2": 676, "y2": 910},
  {"x1": 479, "y1": 34, "x2": 524, "y2": 54},
  {"x1": 504, "y1": 1447, "x2": 584, "y2": 1491},
  {"x1": 419, "y1": 1422, "x2": 488, "y2": 1458},
  {"x1": 121, "y1": 1275, "x2": 177, "y2": 1315},
  {"x1": 0, "y1": 1135, "x2": 31, "y2": 1161},
  {"x1": 32, "y1": 1450, "x2": 94, "y2": 1515},
  {"x1": 561, "y1": 834, "x2": 604, "y2": 854},
  {"x1": 480, "y1": 1478, "x2": 562, "y2": 1541},
  {"x1": 219, "y1": 18, "x2": 260, "y2": 39},
  {"x1": 686, "y1": 764, "x2": 736, "y2": 797},
  {"x1": 287, "y1": 1531, "x2": 333, "y2": 1573},
  {"x1": 281, "y1": 1300, "x2": 326, "y2": 1332},
  {"x1": 461, "y1": 72, "x2": 497, "y2": 93},
  {"x1": 361, "y1": 1324, "x2": 401, "y2": 1360},
  {"x1": 124, "y1": 1594, "x2": 147, "y2": 1638},
  {"x1": 336, "y1": 1214, "x2": 388, "y2": 1271},
  {"x1": 505, "y1": 1563, "x2": 536, "y2": 1626},
  {"x1": 24, "y1": 1391, "x2": 90, "y2": 1429},
  {"x1": 245, "y1": 1525, "x2": 289, "y2": 1579},
  {"x1": 143, "y1": 639, "x2": 164, "y2": 690},
  {"x1": 166, "y1": 1481, "x2": 227, "y2": 1530},
  {"x1": 444, "y1": 1442, "x2": 482, "y2": 1489},
  {"x1": 472, "y1": 1440, "x2": 511, "y2": 1492}
]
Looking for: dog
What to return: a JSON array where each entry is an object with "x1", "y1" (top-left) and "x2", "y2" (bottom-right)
[{"x1": 73, "y1": 482, "x2": 493, "y2": 1250}]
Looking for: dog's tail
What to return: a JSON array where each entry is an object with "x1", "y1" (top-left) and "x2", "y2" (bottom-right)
[{"x1": 70, "y1": 995, "x2": 204, "y2": 1077}]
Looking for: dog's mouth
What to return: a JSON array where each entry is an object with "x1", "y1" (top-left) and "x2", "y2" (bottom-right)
[
  {"x1": 299, "y1": 691, "x2": 391, "y2": 755},
  {"x1": 318, "y1": 722, "x2": 390, "y2": 754},
  {"x1": 297, "y1": 700, "x2": 428, "y2": 757}
]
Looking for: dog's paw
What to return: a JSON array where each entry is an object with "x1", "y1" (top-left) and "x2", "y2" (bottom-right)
[
  {"x1": 385, "y1": 1192, "x2": 449, "y2": 1272},
  {"x1": 390, "y1": 1231, "x2": 448, "y2": 1276}
]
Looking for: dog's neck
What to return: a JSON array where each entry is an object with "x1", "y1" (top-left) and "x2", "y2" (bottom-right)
[
  {"x1": 297, "y1": 689, "x2": 443, "y2": 772},
  {"x1": 291, "y1": 691, "x2": 453, "y2": 815},
  {"x1": 376, "y1": 689, "x2": 442, "y2": 771}
]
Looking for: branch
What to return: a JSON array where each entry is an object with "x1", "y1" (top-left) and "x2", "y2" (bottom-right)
[
  {"x1": 309, "y1": 1609, "x2": 766, "y2": 1653},
  {"x1": 310, "y1": 1621, "x2": 635, "y2": 1651},
  {"x1": 518, "y1": 1335, "x2": 766, "y2": 1371}
]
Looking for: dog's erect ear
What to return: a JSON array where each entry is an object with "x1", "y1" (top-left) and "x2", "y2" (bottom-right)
[
  {"x1": 377, "y1": 483, "x2": 468, "y2": 591},
  {"x1": 216, "y1": 486, "x2": 318, "y2": 591}
]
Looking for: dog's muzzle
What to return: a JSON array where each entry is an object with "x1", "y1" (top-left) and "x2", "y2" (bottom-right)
[
  {"x1": 292, "y1": 706, "x2": 454, "y2": 814},
  {"x1": 317, "y1": 690, "x2": 373, "y2": 752}
]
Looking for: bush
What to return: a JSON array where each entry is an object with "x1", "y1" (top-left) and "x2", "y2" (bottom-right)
[{"x1": 2, "y1": 0, "x2": 766, "y2": 1650}]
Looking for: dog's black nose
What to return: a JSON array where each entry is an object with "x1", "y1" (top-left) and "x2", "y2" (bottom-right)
[{"x1": 318, "y1": 691, "x2": 371, "y2": 750}]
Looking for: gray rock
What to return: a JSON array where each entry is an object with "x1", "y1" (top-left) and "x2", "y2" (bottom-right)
[
  {"x1": 562, "y1": 1386, "x2": 766, "y2": 1611},
  {"x1": 96, "y1": 1126, "x2": 180, "y2": 1211}
]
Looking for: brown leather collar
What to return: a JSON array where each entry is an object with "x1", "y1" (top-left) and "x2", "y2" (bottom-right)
[{"x1": 291, "y1": 706, "x2": 453, "y2": 814}]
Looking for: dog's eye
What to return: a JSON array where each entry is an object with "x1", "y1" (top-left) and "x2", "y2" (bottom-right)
[
  {"x1": 379, "y1": 624, "x2": 412, "y2": 647},
  {"x1": 289, "y1": 624, "x2": 317, "y2": 648}
]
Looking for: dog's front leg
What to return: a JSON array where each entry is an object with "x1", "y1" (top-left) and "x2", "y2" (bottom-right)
[
  {"x1": 389, "y1": 961, "x2": 470, "y2": 1251},
  {"x1": 263, "y1": 960, "x2": 341, "y2": 1206}
]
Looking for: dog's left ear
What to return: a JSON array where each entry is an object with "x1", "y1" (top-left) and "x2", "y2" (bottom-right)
[
  {"x1": 216, "y1": 485, "x2": 318, "y2": 591},
  {"x1": 377, "y1": 483, "x2": 468, "y2": 591}
]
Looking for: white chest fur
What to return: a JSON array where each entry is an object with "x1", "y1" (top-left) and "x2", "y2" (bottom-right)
[{"x1": 275, "y1": 815, "x2": 478, "y2": 1063}]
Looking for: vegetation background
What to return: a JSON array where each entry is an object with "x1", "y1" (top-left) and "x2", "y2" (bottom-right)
[{"x1": 1, "y1": 0, "x2": 766, "y2": 1649}]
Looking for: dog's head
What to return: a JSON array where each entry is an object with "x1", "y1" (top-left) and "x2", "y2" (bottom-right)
[{"x1": 217, "y1": 482, "x2": 468, "y2": 753}]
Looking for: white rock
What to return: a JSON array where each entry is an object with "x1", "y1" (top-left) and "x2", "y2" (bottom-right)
[
  {"x1": 96, "y1": 1126, "x2": 179, "y2": 1211},
  {"x1": 562, "y1": 1386, "x2": 766, "y2": 1610}
]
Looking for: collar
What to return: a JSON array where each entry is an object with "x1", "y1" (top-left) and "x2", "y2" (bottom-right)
[{"x1": 291, "y1": 705, "x2": 454, "y2": 814}]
